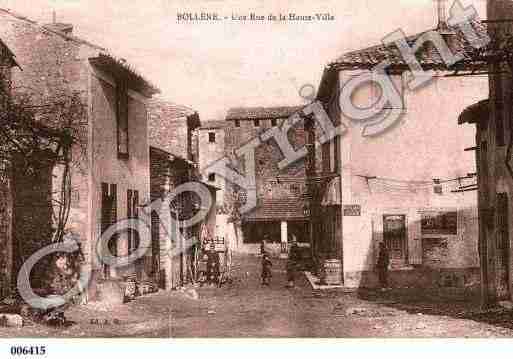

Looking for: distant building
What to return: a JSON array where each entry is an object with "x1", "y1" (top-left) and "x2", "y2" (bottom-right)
[
  {"x1": 223, "y1": 106, "x2": 312, "y2": 256},
  {"x1": 197, "y1": 120, "x2": 227, "y2": 206},
  {"x1": 316, "y1": 8, "x2": 487, "y2": 289}
]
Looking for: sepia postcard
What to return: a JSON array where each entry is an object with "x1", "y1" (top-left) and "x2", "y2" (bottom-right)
[{"x1": 1, "y1": 0, "x2": 513, "y2": 353}]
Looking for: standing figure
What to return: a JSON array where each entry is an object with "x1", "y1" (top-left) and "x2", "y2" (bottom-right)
[
  {"x1": 260, "y1": 234, "x2": 269, "y2": 256},
  {"x1": 377, "y1": 242, "x2": 390, "y2": 290},
  {"x1": 261, "y1": 252, "x2": 273, "y2": 286},
  {"x1": 206, "y1": 248, "x2": 220, "y2": 286},
  {"x1": 286, "y1": 239, "x2": 300, "y2": 288}
]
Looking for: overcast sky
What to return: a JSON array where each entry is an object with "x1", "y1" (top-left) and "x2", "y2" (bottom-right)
[{"x1": 0, "y1": 0, "x2": 486, "y2": 120}]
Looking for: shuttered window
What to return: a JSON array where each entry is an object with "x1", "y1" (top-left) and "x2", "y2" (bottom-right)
[
  {"x1": 127, "y1": 189, "x2": 139, "y2": 255},
  {"x1": 117, "y1": 80, "x2": 129, "y2": 158},
  {"x1": 101, "y1": 183, "x2": 117, "y2": 278}
]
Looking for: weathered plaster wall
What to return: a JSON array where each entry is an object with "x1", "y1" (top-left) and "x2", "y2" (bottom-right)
[
  {"x1": 90, "y1": 73, "x2": 151, "y2": 279},
  {"x1": 334, "y1": 70, "x2": 486, "y2": 289}
]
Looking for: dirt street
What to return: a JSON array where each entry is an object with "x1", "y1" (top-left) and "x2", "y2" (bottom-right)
[{"x1": 2, "y1": 254, "x2": 513, "y2": 338}]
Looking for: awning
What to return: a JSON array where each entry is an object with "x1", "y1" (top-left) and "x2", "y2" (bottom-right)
[
  {"x1": 321, "y1": 176, "x2": 341, "y2": 206},
  {"x1": 242, "y1": 198, "x2": 307, "y2": 222},
  {"x1": 458, "y1": 99, "x2": 489, "y2": 125}
]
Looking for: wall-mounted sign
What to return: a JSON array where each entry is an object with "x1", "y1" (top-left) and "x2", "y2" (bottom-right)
[
  {"x1": 421, "y1": 211, "x2": 457, "y2": 235},
  {"x1": 343, "y1": 204, "x2": 361, "y2": 216}
]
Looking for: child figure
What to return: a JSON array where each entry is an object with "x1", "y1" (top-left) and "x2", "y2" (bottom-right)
[{"x1": 261, "y1": 252, "x2": 273, "y2": 286}]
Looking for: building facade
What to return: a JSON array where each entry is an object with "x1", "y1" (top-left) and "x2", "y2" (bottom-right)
[
  {"x1": 149, "y1": 146, "x2": 217, "y2": 290},
  {"x1": 0, "y1": 9, "x2": 159, "y2": 298},
  {"x1": 197, "y1": 120, "x2": 227, "y2": 207},
  {"x1": 223, "y1": 106, "x2": 312, "y2": 256},
  {"x1": 316, "y1": 13, "x2": 487, "y2": 289}
]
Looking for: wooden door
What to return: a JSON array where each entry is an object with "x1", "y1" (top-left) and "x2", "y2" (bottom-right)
[
  {"x1": 383, "y1": 214, "x2": 408, "y2": 266},
  {"x1": 101, "y1": 183, "x2": 117, "y2": 278}
]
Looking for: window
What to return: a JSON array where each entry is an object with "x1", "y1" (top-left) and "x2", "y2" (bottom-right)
[
  {"x1": 127, "y1": 189, "x2": 139, "y2": 255},
  {"x1": 271, "y1": 119, "x2": 277, "y2": 127},
  {"x1": 235, "y1": 120, "x2": 240, "y2": 128},
  {"x1": 208, "y1": 173, "x2": 216, "y2": 182},
  {"x1": 208, "y1": 132, "x2": 216, "y2": 143},
  {"x1": 116, "y1": 80, "x2": 129, "y2": 158},
  {"x1": 254, "y1": 119, "x2": 260, "y2": 127},
  {"x1": 421, "y1": 211, "x2": 457, "y2": 235},
  {"x1": 290, "y1": 184, "x2": 300, "y2": 196}
]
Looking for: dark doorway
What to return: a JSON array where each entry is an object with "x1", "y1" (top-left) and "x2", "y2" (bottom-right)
[{"x1": 383, "y1": 214, "x2": 408, "y2": 266}]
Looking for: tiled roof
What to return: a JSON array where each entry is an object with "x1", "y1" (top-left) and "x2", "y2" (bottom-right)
[
  {"x1": 332, "y1": 21, "x2": 487, "y2": 69},
  {"x1": 226, "y1": 106, "x2": 305, "y2": 121},
  {"x1": 149, "y1": 146, "x2": 195, "y2": 166},
  {"x1": 317, "y1": 21, "x2": 488, "y2": 102},
  {"x1": 199, "y1": 120, "x2": 227, "y2": 130},
  {"x1": 242, "y1": 198, "x2": 307, "y2": 222},
  {"x1": 148, "y1": 98, "x2": 198, "y2": 120},
  {"x1": 0, "y1": 8, "x2": 159, "y2": 95},
  {"x1": 0, "y1": 8, "x2": 104, "y2": 51},
  {"x1": 89, "y1": 53, "x2": 159, "y2": 96}
]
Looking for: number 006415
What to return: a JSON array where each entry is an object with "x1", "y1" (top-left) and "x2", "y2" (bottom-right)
[{"x1": 10, "y1": 346, "x2": 46, "y2": 356}]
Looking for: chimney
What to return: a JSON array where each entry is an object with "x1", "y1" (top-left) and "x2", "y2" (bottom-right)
[
  {"x1": 44, "y1": 10, "x2": 73, "y2": 35},
  {"x1": 435, "y1": 0, "x2": 449, "y2": 31},
  {"x1": 433, "y1": 0, "x2": 457, "y2": 51}
]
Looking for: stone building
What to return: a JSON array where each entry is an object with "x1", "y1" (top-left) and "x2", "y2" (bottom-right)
[
  {"x1": 223, "y1": 106, "x2": 312, "y2": 256},
  {"x1": 315, "y1": 7, "x2": 487, "y2": 289},
  {"x1": 459, "y1": 0, "x2": 513, "y2": 305},
  {"x1": 0, "y1": 38, "x2": 19, "y2": 297},
  {"x1": 197, "y1": 120, "x2": 227, "y2": 206},
  {"x1": 148, "y1": 99, "x2": 200, "y2": 162},
  {"x1": 148, "y1": 99, "x2": 221, "y2": 290},
  {"x1": 0, "y1": 9, "x2": 159, "y2": 297},
  {"x1": 149, "y1": 146, "x2": 217, "y2": 290}
]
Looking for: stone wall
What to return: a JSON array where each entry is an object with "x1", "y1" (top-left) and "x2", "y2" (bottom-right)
[
  {"x1": 148, "y1": 99, "x2": 196, "y2": 160},
  {"x1": 0, "y1": 11, "x2": 155, "y2": 295},
  {"x1": 0, "y1": 12, "x2": 94, "y2": 288},
  {"x1": 223, "y1": 118, "x2": 309, "y2": 209},
  {"x1": 150, "y1": 147, "x2": 197, "y2": 290},
  {"x1": 0, "y1": 178, "x2": 12, "y2": 297}
]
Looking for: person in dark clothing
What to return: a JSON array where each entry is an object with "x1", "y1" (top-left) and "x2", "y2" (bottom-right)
[
  {"x1": 261, "y1": 252, "x2": 272, "y2": 285},
  {"x1": 206, "y1": 249, "x2": 220, "y2": 286},
  {"x1": 377, "y1": 242, "x2": 390, "y2": 290},
  {"x1": 286, "y1": 240, "x2": 300, "y2": 288},
  {"x1": 260, "y1": 236, "x2": 267, "y2": 256}
]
